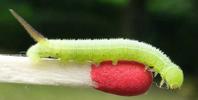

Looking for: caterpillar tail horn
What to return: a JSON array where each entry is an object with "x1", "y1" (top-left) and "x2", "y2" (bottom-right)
[{"x1": 9, "y1": 9, "x2": 46, "y2": 42}]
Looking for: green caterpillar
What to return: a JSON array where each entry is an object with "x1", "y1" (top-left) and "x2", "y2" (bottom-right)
[{"x1": 10, "y1": 9, "x2": 183, "y2": 89}]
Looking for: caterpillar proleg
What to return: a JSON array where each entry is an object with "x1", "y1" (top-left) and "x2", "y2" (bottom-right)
[{"x1": 9, "y1": 9, "x2": 183, "y2": 89}]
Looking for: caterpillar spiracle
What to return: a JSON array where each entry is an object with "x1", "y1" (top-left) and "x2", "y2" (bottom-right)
[{"x1": 10, "y1": 9, "x2": 183, "y2": 89}]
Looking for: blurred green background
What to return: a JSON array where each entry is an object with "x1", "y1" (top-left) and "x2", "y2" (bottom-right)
[{"x1": 0, "y1": 0, "x2": 197, "y2": 100}]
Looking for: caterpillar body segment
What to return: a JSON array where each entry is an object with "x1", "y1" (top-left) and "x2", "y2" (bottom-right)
[{"x1": 10, "y1": 9, "x2": 184, "y2": 90}]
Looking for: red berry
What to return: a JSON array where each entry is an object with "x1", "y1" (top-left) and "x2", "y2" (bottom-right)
[{"x1": 91, "y1": 60, "x2": 153, "y2": 96}]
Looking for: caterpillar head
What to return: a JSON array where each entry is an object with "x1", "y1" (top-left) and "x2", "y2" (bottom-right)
[{"x1": 160, "y1": 64, "x2": 183, "y2": 89}]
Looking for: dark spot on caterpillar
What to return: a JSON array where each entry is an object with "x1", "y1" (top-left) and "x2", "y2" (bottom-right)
[{"x1": 46, "y1": 56, "x2": 58, "y2": 59}]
